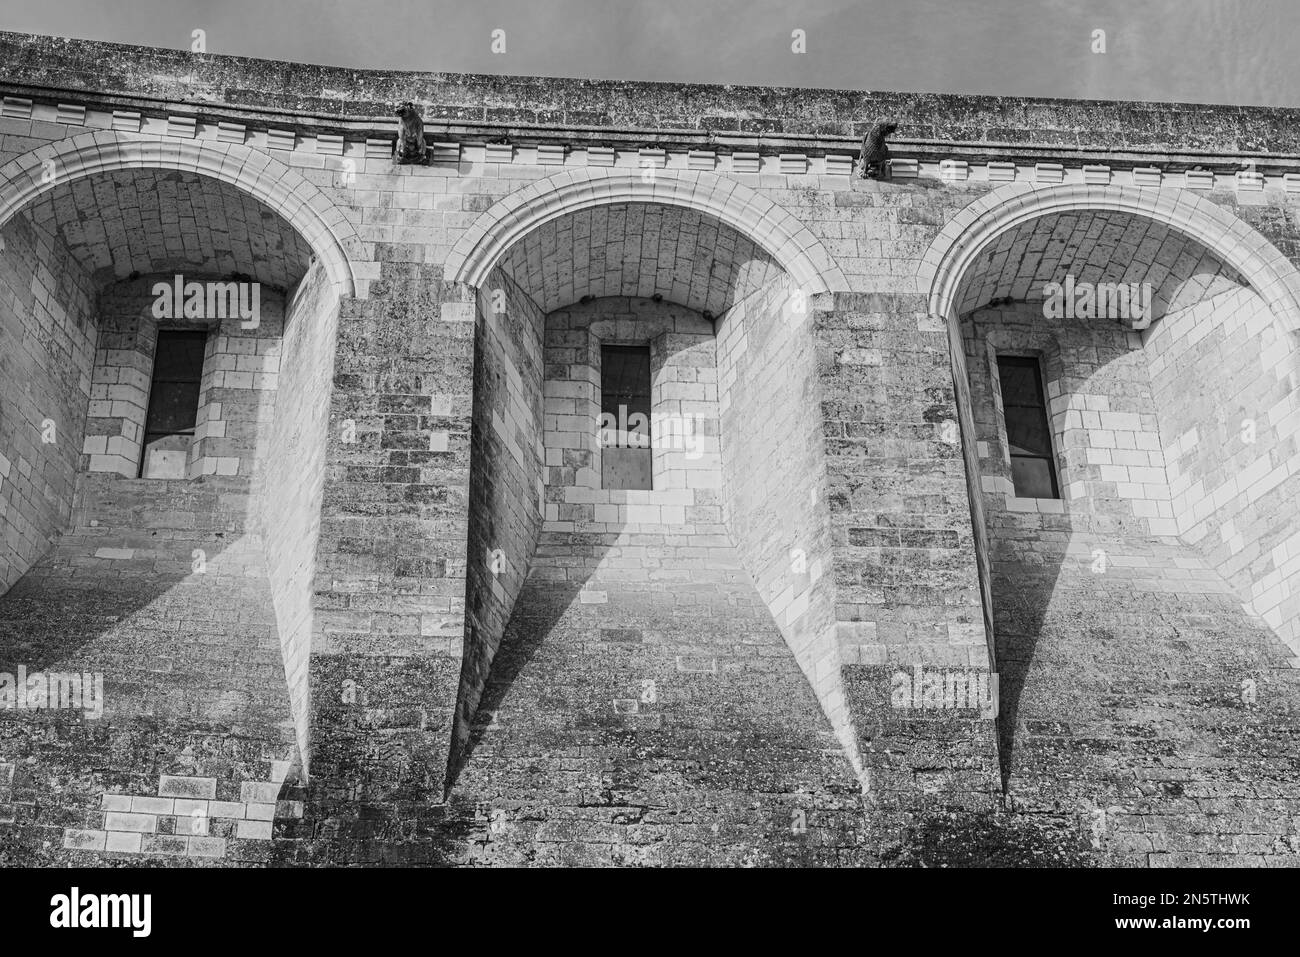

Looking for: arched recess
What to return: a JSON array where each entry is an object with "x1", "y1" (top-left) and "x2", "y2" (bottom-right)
[
  {"x1": 923, "y1": 181, "x2": 1300, "y2": 817},
  {"x1": 921, "y1": 182, "x2": 1300, "y2": 664},
  {"x1": 444, "y1": 167, "x2": 850, "y2": 296},
  {"x1": 922, "y1": 181, "x2": 1300, "y2": 332},
  {"x1": 447, "y1": 168, "x2": 867, "y2": 795},
  {"x1": 0, "y1": 129, "x2": 362, "y2": 776},
  {"x1": 925, "y1": 178, "x2": 1300, "y2": 702},
  {"x1": 0, "y1": 129, "x2": 358, "y2": 296}
]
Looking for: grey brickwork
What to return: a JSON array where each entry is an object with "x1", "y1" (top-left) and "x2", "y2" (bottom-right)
[
  {"x1": 0, "y1": 214, "x2": 96, "y2": 594},
  {"x1": 1, "y1": 31, "x2": 1299, "y2": 865}
]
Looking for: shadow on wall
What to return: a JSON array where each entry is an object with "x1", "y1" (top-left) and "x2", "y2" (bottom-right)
[
  {"x1": 444, "y1": 271, "x2": 548, "y2": 793},
  {"x1": 449, "y1": 533, "x2": 617, "y2": 785},
  {"x1": 894, "y1": 804, "x2": 1098, "y2": 867},
  {"x1": 987, "y1": 529, "x2": 1068, "y2": 790},
  {"x1": 0, "y1": 474, "x2": 280, "y2": 727},
  {"x1": 0, "y1": 472, "x2": 306, "y2": 867}
]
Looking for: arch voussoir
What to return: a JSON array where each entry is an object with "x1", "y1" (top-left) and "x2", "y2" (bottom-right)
[
  {"x1": 0, "y1": 129, "x2": 358, "y2": 295},
  {"x1": 922, "y1": 182, "x2": 1300, "y2": 334},
  {"x1": 445, "y1": 167, "x2": 850, "y2": 297}
]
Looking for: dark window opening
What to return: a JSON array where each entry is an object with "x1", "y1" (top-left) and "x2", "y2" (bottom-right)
[
  {"x1": 600, "y1": 344, "x2": 652, "y2": 490},
  {"x1": 996, "y1": 355, "x2": 1059, "y2": 499},
  {"x1": 140, "y1": 330, "x2": 206, "y2": 477}
]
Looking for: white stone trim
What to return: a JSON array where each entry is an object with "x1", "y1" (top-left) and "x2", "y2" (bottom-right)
[
  {"x1": 1, "y1": 96, "x2": 33, "y2": 119},
  {"x1": 1133, "y1": 166, "x2": 1162, "y2": 188},
  {"x1": 111, "y1": 110, "x2": 141, "y2": 133},
  {"x1": 166, "y1": 115, "x2": 197, "y2": 139},
  {"x1": 216, "y1": 121, "x2": 246, "y2": 145},
  {"x1": 536, "y1": 143, "x2": 566, "y2": 165},
  {"x1": 314, "y1": 132, "x2": 344, "y2": 155},
  {"x1": 56, "y1": 103, "x2": 87, "y2": 125},
  {"x1": 986, "y1": 162, "x2": 1017, "y2": 182},
  {"x1": 1035, "y1": 162, "x2": 1064, "y2": 183},
  {"x1": 940, "y1": 159, "x2": 969, "y2": 182},
  {"x1": 266, "y1": 128, "x2": 296, "y2": 151}
]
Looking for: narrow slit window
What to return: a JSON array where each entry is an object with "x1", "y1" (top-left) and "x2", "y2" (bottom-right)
[
  {"x1": 996, "y1": 355, "x2": 1059, "y2": 499},
  {"x1": 140, "y1": 330, "x2": 207, "y2": 477},
  {"x1": 600, "y1": 344, "x2": 652, "y2": 490}
]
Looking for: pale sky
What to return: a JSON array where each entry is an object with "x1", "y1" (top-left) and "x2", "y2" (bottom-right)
[{"x1": 1, "y1": 0, "x2": 1297, "y2": 107}]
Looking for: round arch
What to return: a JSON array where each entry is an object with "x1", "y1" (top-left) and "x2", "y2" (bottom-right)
[
  {"x1": 921, "y1": 181, "x2": 1300, "y2": 331},
  {"x1": 444, "y1": 167, "x2": 850, "y2": 296},
  {"x1": 920, "y1": 181, "x2": 1300, "y2": 676},
  {"x1": 0, "y1": 129, "x2": 358, "y2": 295}
]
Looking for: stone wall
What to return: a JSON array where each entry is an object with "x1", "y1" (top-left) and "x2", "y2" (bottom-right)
[
  {"x1": 823, "y1": 289, "x2": 988, "y2": 664},
  {"x1": 447, "y1": 525, "x2": 872, "y2": 866},
  {"x1": 9, "y1": 31, "x2": 1300, "y2": 156},
  {"x1": 955, "y1": 293, "x2": 1300, "y2": 865},
  {"x1": 1148, "y1": 286, "x2": 1300, "y2": 658},
  {"x1": 0, "y1": 472, "x2": 300, "y2": 866},
  {"x1": 982, "y1": 520, "x2": 1300, "y2": 866},
  {"x1": 306, "y1": 259, "x2": 475, "y2": 821},
  {"x1": 542, "y1": 296, "x2": 722, "y2": 529},
  {"x1": 821, "y1": 285, "x2": 1001, "y2": 820},
  {"x1": 715, "y1": 275, "x2": 855, "y2": 768},
  {"x1": 960, "y1": 291, "x2": 1300, "y2": 663},
  {"x1": 85, "y1": 276, "x2": 285, "y2": 479},
  {"x1": 0, "y1": 213, "x2": 96, "y2": 593},
  {"x1": 962, "y1": 301, "x2": 1175, "y2": 537},
  {"x1": 261, "y1": 258, "x2": 340, "y2": 769},
  {"x1": 453, "y1": 267, "x2": 545, "y2": 777},
  {"x1": 3, "y1": 30, "x2": 1300, "y2": 865}
]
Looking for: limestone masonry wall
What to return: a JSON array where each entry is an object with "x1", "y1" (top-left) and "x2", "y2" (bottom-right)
[
  {"x1": 86, "y1": 277, "x2": 286, "y2": 479},
  {"x1": 0, "y1": 213, "x2": 96, "y2": 593},
  {"x1": 1148, "y1": 286, "x2": 1300, "y2": 657},
  {"x1": 3, "y1": 30, "x2": 1300, "y2": 866},
  {"x1": 716, "y1": 275, "x2": 856, "y2": 768},
  {"x1": 542, "y1": 296, "x2": 722, "y2": 529},
  {"x1": 454, "y1": 267, "x2": 545, "y2": 776},
  {"x1": 0, "y1": 472, "x2": 299, "y2": 866},
  {"x1": 963, "y1": 301, "x2": 1173, "y2": 536},
  {"x1": 305, "y1": 259, "x2": 475, "y2": 818},
  {"x1": 261, "y1": 258, "x2": 340, "y2": 769}
]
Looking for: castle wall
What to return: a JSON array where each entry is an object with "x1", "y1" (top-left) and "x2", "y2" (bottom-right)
[
  {"x1": 962, "y1": 301, "x2": 1172, "y2": 537},
  {"x1": 305, "y1": 264, "x2": 476, "y2": 818},
  {"x1": 715, "y1": 275, "x2": 851, "y2": 755},
  {"x1": 541, "y1": 296, "x2": 721, "y2": 529},
  {"x1": 262, "y1": 259, "x2": 340, "y2": 769},
  {"x1": 2, "y1": 32, "x2": 1300, "y2": 864},
  {"x1": 85, "y1": 277, "x2": 285, "y2": 479},
  {"x1": 0, "y1": 250, "x2": 313, "y2": 865},
  {"x1": 1148, "y1": 286, "x2": 1300, "y2": 658},
  {"x1": 956, "y1": 297, "x2": 1300, "y2": 865},
  {"x1": 0, "y1": 469, "x2": 300, "y2": 866},
  {"x1": 0, "y1": 213, "x2": 96, "y2": 593},
  {"x1": 453, "y1": 268, "x2": 546, "y2": 774}
]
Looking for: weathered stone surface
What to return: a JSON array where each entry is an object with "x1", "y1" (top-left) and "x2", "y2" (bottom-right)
[{"x1": 1, "y1": 32, "x2": 1300, "y2": 867}]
